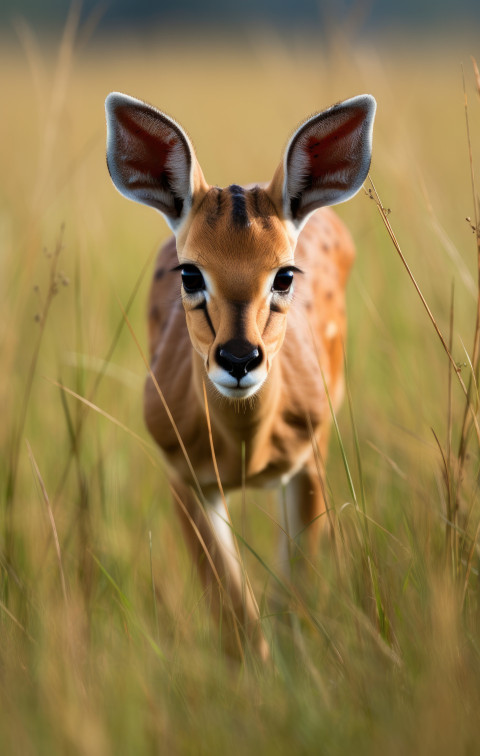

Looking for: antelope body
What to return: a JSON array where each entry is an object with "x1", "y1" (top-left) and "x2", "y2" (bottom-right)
[{"x1": 106, "y1": 92, "x2": 376, "y2": 659}]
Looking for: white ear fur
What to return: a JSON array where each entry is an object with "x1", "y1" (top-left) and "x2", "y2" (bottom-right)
[
  {"x1": 105, "y1": 92, "x2": 196, "y2": 231},
  {"x1": 283, "y1": 94, "x2": 376, "y2": 229}
]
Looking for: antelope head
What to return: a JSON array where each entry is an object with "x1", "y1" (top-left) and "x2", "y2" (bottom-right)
[{"x1": 105, "y1": 93, "x2": 376, "y2": 400}]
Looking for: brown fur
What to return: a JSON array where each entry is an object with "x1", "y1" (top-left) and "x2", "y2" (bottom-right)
[
  {"x1": 105, "y1": 92, "x2": 374, "y2": 659},
  {"x1": 145, "y1": 198, "x2": 354, "y2": 659},
  {"x1": 146, "y1": 204, "x2": 353, "y2": 486}
]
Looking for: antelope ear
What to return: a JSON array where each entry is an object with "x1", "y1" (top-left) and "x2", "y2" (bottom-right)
[
  {"x1": 268, "y1": 95, "x2": 376, "y2": 229},
  {"x1": 105, "y1": 92, "x2": 206, "y2": 231}
]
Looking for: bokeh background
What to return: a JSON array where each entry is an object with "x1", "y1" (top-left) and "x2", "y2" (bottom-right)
[
  {"x1": 2, "y1": 0, "x2": 480, "y2": 31},
  {"x1": 1, "y1": 2, "x2": 480, "y2": 754}
]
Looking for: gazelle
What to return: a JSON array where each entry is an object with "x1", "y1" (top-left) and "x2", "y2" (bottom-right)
[{"x1": 105, "y1": 92, "x2": 376, "y2": 659}]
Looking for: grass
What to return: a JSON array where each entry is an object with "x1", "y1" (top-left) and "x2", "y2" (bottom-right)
[{"x1": 2, "y1": 12, "x2": 480, "y2": 755}]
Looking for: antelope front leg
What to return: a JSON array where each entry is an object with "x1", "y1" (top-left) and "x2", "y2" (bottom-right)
[
  {"x1": 278, "y1": 463, "x2": 328, "y2": 578},
  {"x1": 170, "y1": 477, "x2": 269, "y2": 661}
]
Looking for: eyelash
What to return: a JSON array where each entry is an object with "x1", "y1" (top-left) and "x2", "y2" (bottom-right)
[{"x1": 175, "y1": 264, "x2": 302, "y2": 297}]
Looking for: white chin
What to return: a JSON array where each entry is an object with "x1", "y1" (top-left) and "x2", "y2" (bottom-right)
[
  {"x1": 208, "y1": 367, "x2": 267, "y2": 400},
  {"x1": 213, "y1": 382, "x2": 261, "y2": 400}
]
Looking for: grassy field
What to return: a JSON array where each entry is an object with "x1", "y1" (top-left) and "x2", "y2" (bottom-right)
[{"x1": 1, "y1": 13, "x2": 480, "y2": 754}]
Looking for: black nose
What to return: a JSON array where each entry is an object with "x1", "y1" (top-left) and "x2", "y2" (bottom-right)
[{"x1": 216, "y1": 342, "x2": 263, "y2": 381}]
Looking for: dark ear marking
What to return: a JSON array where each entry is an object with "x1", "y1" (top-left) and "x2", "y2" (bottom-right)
[{"x1": 290, "y1": 195, "x2": 301, "y2": 219}]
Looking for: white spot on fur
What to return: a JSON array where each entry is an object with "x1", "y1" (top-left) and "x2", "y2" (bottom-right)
[{"x1": 325, "y1": 320, "x2": 338, "y2": 339}]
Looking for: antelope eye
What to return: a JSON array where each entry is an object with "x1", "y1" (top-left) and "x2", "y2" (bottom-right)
[
  {"x1": 272, "y1": 268, "x2": 294, "y2": 293},
  {"x1": 181, "y1": 265, "x2": 205, "y2": 293}
]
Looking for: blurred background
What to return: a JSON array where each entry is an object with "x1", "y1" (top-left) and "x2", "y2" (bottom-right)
[
  {"x1": 1, "y1": 0, "x2": 480, "y2": 33},
  {"x1": 2, "y1": 2, "x2": 480, "y2": 755}
]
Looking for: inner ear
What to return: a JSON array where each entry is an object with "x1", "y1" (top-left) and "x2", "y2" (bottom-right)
[
  {"x1": 277, "y1": 95, "x2": 376, "y2": 227},
  {"x1": 106, "y1": 93, "x2": 203, "y2": 230}
]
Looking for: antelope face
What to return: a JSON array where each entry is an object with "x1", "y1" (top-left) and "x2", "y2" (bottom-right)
[
  {"x1": 105, "y1": 92, "x2": 376, "y2": 400},
  {"x1": 176, "y1": 185, "x2": 298, "y2": 399}
]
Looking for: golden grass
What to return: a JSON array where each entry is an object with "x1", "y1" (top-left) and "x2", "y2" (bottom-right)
[{"x1": 1, "y1": 13, "x2": 480, "y2": 754}]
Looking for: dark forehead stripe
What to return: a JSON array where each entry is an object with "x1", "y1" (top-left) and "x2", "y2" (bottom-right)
[
  {"x1": 250, "y1": 186, "x2": 276, "y2": 230},
  {"x1": 199, "y1": 184, "x2": 278, "y2": 231},
  {"x1": 199, "y1": 186, "x2": 224, "y2": 228},
  {"x1": 229, "y1": 184, "x2": 250, "y2": 229},
  {"x1": 216, "y1": 186, "x2": 223, "y2": 216}
]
